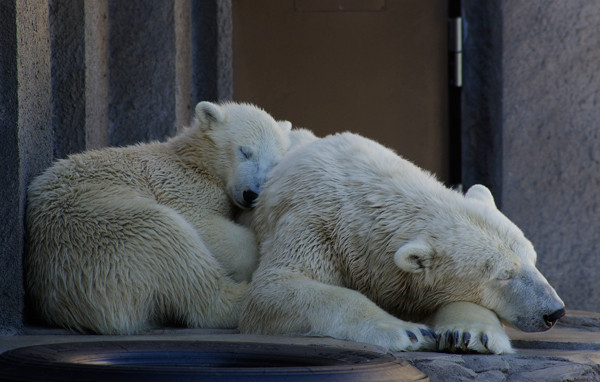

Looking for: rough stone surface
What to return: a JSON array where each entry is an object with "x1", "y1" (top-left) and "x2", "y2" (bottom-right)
[
  {"x1": 83, "y1": 0, "x2": 110, "y2": 150},
  {"x1": 174, "y1": 0, "x2": 194, "y2": 131},
  {"x1": 108, "y1": 1, "x2": 177, "y2": 146},
  {"x1": 49, "y1": 0, "x2": 86, "y2": 159},
  {"x1": 0, "y1": 1, "x2": 22, "y2": 336},
  {"x1": 0, "y1": 0, "x2": 53, "y2": 335},
  {"x1": 393, "y1": 311, "x2": 600, "y2": 381},
  {"x1": 463, "y1": 1, "x2": 600, "y2": 312},
  {"x1": 191, "y1": 0, "x2": 233, "y2": 102}
]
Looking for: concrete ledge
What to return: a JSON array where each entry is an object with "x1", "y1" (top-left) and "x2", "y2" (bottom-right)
[{"x1": 1, "y1": 311, "x2": 599, "y2": 381}]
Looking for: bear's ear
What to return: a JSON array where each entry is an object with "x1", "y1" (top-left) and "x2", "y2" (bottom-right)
[
  {"x1": 278, "y1": 120, "x2": 292, "y2": 132},
  {"x1": 465, "y1": 184, "x2": 497, "y2": 209},
  {"x1": 195, "y1": 102, "x2": 226, "y2": 127},
  {"x1": 393, "y1": 238, "x2": 434, "y2": 273}
]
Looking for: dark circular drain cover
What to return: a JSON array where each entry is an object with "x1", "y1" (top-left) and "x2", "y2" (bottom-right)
[{"x1": 0, "y1": 340, "x2": 427, "y2": 381}]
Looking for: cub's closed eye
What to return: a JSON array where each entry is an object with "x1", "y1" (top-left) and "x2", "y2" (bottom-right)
[{"x1": 239, "y1": 147, "x2": 253, "y2": 160}]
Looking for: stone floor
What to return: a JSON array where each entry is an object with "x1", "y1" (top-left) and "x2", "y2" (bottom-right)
[
  {"x1": 396, "y1": 311, "x2": 600, "y2": 381},
  {"x1": 1, "y1": 310, "x2": 599, "y2": 381}
]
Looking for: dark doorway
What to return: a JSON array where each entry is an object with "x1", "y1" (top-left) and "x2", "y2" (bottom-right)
[{"x1": 233, "y1": 0, "x2": 454, "y2": 183}]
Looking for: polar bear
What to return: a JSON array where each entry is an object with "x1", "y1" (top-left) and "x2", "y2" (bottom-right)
[
  {"x1": 25, "y1": 101, "x2": 291, "y2": 334},
  {"x1": 239, "y1": 132, "x2": 565, "y2": 354}
]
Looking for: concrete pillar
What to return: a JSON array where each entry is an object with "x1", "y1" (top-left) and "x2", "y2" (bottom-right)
[
  {"x1": 175, "y1": 0, "x2": 194, "y2": 133},
  {"x1": 191, "y1": 0, "x2": 233, "y2": 102},
  {"x1": 463, "y1": 1, "x2": 600, "y2": 311},
  {"x1": 0, "y1": 0, "x2": 53, "y2": 334},
  {"x1": 49, "y1": 1, "x2": 86, "y2": 159},
  {"x1": 49, "y1": 0, "x2": 110, "y2": 157},
  {"x1": 0, "y1": 0, "x2": 231, "y2": 332},
  {"x1": 107, "y1": 1, "x2": 178, "y2": 146},
  {"x1": 84, "y1": 0, "x2": 110, "y2": 150}
]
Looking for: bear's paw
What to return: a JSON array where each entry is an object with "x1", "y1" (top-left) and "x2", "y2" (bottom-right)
[
  {"x1": 356, "y1": 318, "x2": 437, "y2": 352},
  {"x1": 428, "y1": 302, "x2": 514, "y2": 354},
  {"x1": 435, "y1": 325, "x2": 513, "y2": 354}
]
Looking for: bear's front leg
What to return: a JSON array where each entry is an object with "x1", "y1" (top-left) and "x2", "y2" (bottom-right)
[
  {"x1": 426, "y1": 301, "x2": 514, "y2": 354},
  {"x1": 198, "y1": 215, "x2": 260, "y2": 283},
  {"x1": 240, "y1": 270, "x2": 437, "y2": 352}
]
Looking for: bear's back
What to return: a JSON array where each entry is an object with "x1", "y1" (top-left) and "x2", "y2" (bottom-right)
[
  {"x1": 27, "y1": 142, "x2": 231, "y2": 233},
  {"x1": 258, "y1": 132, "x2": 445, "y2": 222}
]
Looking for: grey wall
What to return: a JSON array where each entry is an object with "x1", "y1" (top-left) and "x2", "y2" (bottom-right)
[
  {"x1": 0, "y1": 0, "x2": 232, "y2": 334},
  {"x1": 463, "y1": 1, "x2": 600, "y2": 311},
  {"x1": 108, "y1": 1, "x2": 178, "y2": 146},
  {"x1": 0, "y1": 0, "x2": 53, "y2": 335}
]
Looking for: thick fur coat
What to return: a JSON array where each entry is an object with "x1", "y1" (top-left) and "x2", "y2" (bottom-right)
[
  {"x1": 25, "y1": 102, "x2": 290, "y2": 334},
  {"x1": 240, "y1": 132, "x2": 565, "y2": 354}
]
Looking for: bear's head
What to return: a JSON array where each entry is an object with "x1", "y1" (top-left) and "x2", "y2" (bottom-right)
[
  {"x1": 194, "y1": 102, "x2": 291, "y2": 209},
  {"x1": 393, "y1": 184, "x2": 565, "y2": 333}
]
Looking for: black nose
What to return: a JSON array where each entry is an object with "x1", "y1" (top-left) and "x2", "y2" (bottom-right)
[
  {"x1": 243, "y1": 190, "x2": 258, "y2": 205},
  {"x1": 543, "y1": 307, "x2": 566, "y2": 327}
]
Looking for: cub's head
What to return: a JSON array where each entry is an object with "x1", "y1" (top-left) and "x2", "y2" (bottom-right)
[
  {"x1": 195, "y1": 101, "x2": 291, "y2": 209},
  {"x1": 393, "y1": 184, "x2": 565, "y2": 332}
]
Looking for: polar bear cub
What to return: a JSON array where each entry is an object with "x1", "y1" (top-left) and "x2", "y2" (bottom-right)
[
  {"x1": 240, "y1": 132, "x2": 565, "y2": 354},
  {"x1": 25, "y1": 101, "x2": 291, "y2": 334}
]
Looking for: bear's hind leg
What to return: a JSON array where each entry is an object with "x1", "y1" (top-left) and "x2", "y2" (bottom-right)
[
  {"x1": 27, "y1": 186, "x2": 245, "y2": 333},
  {"x1": 147, "y1": 207, "x2": 248, "y2": 329}
]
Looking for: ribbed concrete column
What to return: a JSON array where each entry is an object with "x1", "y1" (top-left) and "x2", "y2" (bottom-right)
[
  {"x1": 0, "y1": 0, "x2": 233, "y2": 332},
  {"x1": 107, "y1": 1, "x2": 178, "y2": 146},
  {"x1": 49, "y1": 0, "x2": 110, "y2": 156},
  {"x1": 0, "y1": 0, "x2": 53, "y2": 334},
  {"x1": 191, "y1": 0, "x2": 233, "y2": 102},
  {"x1": 84, "y1": 0, "x2": 109, "y2": 150},
  {"x1": 49, "y1": 1, "x2": 86, "y2": 159}
]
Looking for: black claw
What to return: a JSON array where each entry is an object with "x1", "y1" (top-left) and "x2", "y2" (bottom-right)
[
  {"x1": 445, "y1": 331, "x2": 453, "y2": 347},
  {"x1": 419, "y1": 328, "x2": 432, "y2": 339},
  {"x1": 481, "y1": 333, "x2": 489, "y2": 348},
  {"x1": 453, "y1": 331, "x2": 460, "y2": 347},
  {"x1": 463, "y1": 332, "x2": 471, "y2": 347},
  {"x1": 406, "y1": 330, "x2": 418, "y2": 343},
  {"x1": 429, "y1": 329, "x2": 438, "y2": 342}
]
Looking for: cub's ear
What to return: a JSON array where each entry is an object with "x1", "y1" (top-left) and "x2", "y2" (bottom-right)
[
  {"x1": 465, "y1": 184, "x2": 496, "y2": 209},
  {"x1": 394, "y1": 238, "x2": 434, "y2": 273},
  {"x1": 195, "y1": 102, "x2": 226, "y2": 127},
  {"x1": 278, "y1": 120, "x2": 292, "y2": 132}
]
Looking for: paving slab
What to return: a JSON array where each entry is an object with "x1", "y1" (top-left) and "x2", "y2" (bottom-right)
[{"x1": 394, "y1": 310, "x2": 600, "y2": 381}]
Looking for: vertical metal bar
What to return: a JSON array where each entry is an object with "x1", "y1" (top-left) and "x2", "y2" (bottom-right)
[{"x1": 448, "y1": 0, "x2": 462, "y2": 187}]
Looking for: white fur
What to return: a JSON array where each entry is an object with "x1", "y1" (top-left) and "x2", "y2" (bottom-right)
[
  {"x1": 25, "y1": 101, "x2": 290, "y2": 334},
  {"x1": 240, "y1": 132, "x2": 564, "y2": 354}
]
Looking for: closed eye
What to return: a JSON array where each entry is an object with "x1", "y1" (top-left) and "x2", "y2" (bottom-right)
[
  {"x1": 239, "y1": 147, "x2": 253, "y2": 160},
  {"x1": 496, "y1": 269, "x2": 516, "y2": 281}
]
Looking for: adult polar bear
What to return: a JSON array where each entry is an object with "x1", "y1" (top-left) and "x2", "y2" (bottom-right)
[
  {"x1": 240, "y1": 131, "x2": 565, "y2": 354},
  {"x1": 26, "y1": 101, "x2": 290, "y2": 334}
]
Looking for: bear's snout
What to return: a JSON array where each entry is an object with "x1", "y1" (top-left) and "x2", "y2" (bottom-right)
[
  {"x1": 543, "y1": 307, "x2": 566, "y2": 328},
  {"x1": 243, "y1": 190, "x2": 258, "y2": 206}
]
